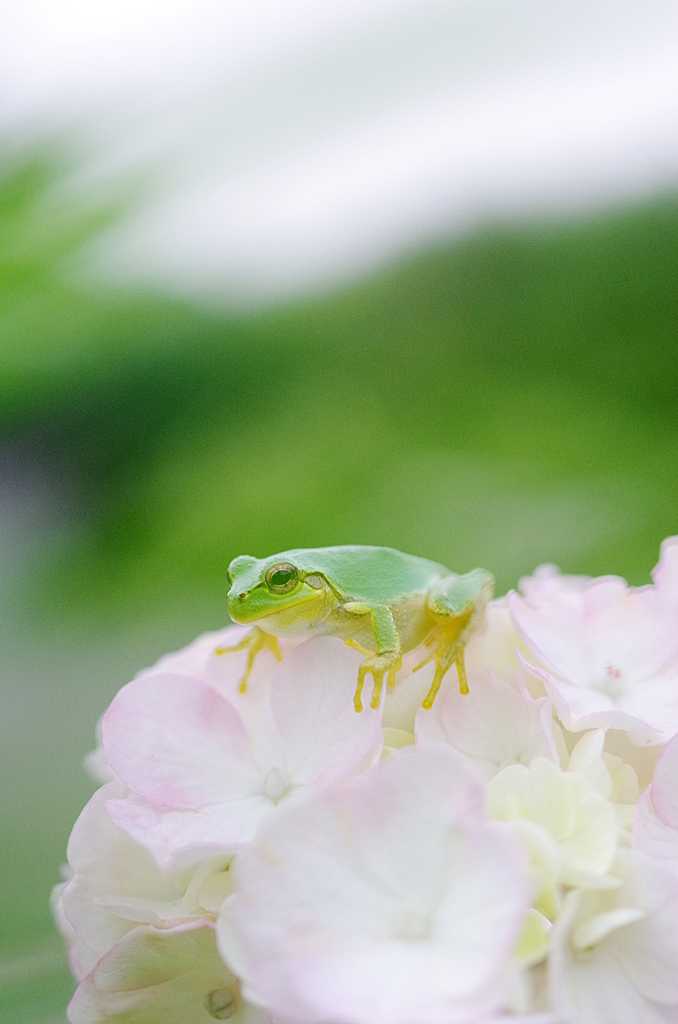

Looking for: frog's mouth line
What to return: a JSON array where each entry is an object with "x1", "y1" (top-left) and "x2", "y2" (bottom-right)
[{"x1": 229, "y1": 587, "x2": 326, "y2": 623}]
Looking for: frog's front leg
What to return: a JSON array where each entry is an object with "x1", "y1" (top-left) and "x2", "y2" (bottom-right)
[
  {"x1": 343, "y1": 603, "x2": 402, "y2": 712},
  {"x1": 416, "y1": 569, "x2": 494, "y2": 709},
  {"x1": 215, "y1": 626, "x2": 282, "y2": 693}
]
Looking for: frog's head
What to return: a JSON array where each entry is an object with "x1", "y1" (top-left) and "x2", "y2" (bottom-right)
[{"x1": 227, "y1": 553, "x2": 331, "y2": 634}]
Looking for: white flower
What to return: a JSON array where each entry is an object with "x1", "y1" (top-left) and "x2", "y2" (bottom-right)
[
  {"x1": 60, "y1": 780, "x2": 233, "y2": 979},
  {"x1": 415, "y1": 668, "x2": 558, "y2": 781},
  {"x1": 102, "y1": 638, "x2": 383, "y2": 869},
  {"x1": 487, "y1": 756, "x2": 618, "y2": 919},
  {"x1": 509, "y1": 538, "x2": 678, "y2": 744},
  {"x1": 218, "y1": 747, "x2": 530, "y2": 1024},
  {"x1": 68, "y1": 923, "x2": 267, "y2": 1024},
  {"x1": 566, "y1": 730, "x2": 639, "y2": 833},
  {"x1": 549, "y1": 850, "x2": 678, "y2": 1024}
]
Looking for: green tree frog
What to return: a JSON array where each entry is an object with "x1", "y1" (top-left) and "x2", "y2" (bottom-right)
[{"x1": 219, "y1": 546, "x2": 494, "y2": 712}]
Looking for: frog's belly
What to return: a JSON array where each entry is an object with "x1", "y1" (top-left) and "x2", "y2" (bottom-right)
[
  {"x1": 318, "y1": 594, "x2": 431, "y2": 653},
  {"x1": 392, "y1": 595, "x2": 431, "y2": 654},
  {"x1": 257, "y1": 593, "x2": 432, "y2": 652}
]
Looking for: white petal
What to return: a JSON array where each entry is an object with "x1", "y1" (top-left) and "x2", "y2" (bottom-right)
[
  {"x1": 488, "y1": 759, "x2": 617, "y2": 886},
  {"x1": 550, "y1": 851, "x2": 678, "y2": 1023}
]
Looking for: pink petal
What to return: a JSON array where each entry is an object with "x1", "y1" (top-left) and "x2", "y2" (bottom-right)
[
  {"x1": 138, "y1": 625, "x2": 252, "y2": 681},
  {"x1": 580, "y1": 578, "x2": 675, "y2": 682},
  {"x1": 220, "y1": 749, "x2": 528, "y2": 1024},
  {"x1": 615, "y1": 673, "x2": 678, "y2": 745},
  {"x1": 652, "y1": 536, "x2": 678, "y2": 608},
  {"x1": 509, "y1": 578, "x2": 592, "y2": 683},
  {"x1": 612, "y1": 853, "x2": 678, "y2": 1004},
  {"x1": 510, "y1": 562, "x2": 678, "y2": 697},
  {"x1": 107, "y1": 793, "x2": 269, "y2": 870},
  {"x1": 648, "y1": 734, "x2": 678, "y2": 828},
  {"x1": 67, "y1": 923, "x2": 247, "y2": 1024},
  {"x1": 271, "y1": 638, "x2": 383, "y2": 786},
  {"x1": 520, "y1": 656, "x2": 662, "y2": 744},
  {"x1": 415, "y1": 669, "x2": 558, "y2": 778},
  {"x1": 633, "y1": 790, "x2": 678, "y2": 870},
  {"x1": 102, "y1": 673, "x2": 258, "y2": 808}
]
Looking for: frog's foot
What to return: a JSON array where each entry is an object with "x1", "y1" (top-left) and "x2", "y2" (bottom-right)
[
  {"x1": 413, "y1": 634, "x2": 469, "y2": 709},
  {"x1": 215, "y1": 626, "x2": 282, "y2": 693},
  {"x1": 414, "y1": 568, "x2": 494, "y2": 709},
  {"x1": 344, "y1": 639, "x2": 401, "y2": 712}
]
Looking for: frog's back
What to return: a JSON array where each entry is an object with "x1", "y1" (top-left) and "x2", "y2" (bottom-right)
[{"x1": 282, "y1": 545, "x2": 449, "y2": 602}]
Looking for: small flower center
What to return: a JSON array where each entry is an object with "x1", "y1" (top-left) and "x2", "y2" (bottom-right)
[
  {"x1": 204, "y1": 987, "x2": 238, "y2": 1019},
  {"x1": 393, "y1": 904, "x2": 432, "y2": 942},
  {"x1": 598, "y1": 664, "x2": 624, "y2": 698},
  {"x1": 262, "y1": 767, "x2": 288, "y2": 803}
]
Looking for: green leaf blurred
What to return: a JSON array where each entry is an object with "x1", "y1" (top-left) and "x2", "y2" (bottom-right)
[{"x1": 4, "y1": 152, "x2": 678, "y2": 614}]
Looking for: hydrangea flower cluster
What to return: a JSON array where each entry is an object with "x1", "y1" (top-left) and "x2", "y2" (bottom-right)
[{"x1": 53, "y1": 538, "x2": 678, "y2": 1024}]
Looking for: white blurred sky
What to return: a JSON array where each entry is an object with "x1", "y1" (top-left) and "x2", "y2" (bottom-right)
[{"x1": 2, "y1": 0, "x2": 678, "y2": 301}]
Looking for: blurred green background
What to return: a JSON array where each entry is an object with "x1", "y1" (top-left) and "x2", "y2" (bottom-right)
[{"x1": 1, "y1": 149, "x2": 677, "y2": 1023}]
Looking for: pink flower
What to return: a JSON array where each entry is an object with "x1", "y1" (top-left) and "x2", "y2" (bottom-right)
[
  {"x1": 382, "y1": 599, "x2": 535, "y2": 738},
  {"x1": 415, "y1": 669, "x2": 558, "y2": 780},
  {"x1": 633, "y1": 732, "x2": 678, "y2": 872},
  {"x1": 136, "y1": 624, "x2": 297, "y2": 728},
  {"x1": 509, "y1": 538, "x2": 678, "y2": 744},
  {"x1": 68, "y1": 923, "x2": 266, "y2": 1024},
  {"x1": 58, "y1": 779, "x2": 234, "y2": 980},
  {"x1": 218, "y1": 747, "x2": 530, "y2": 1024},
  {"x1": 102, "y1": 638, "x2": 383, "y2": 869}
]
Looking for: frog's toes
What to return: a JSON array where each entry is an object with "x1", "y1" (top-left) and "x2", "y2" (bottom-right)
[
  {"x1": 387, "y1": 654, "x2": 402, "y2": 689},
  {"x1": 370, "y1": 672, "x2": 386, "y2": 709},
  {"x1": 345, "y1": 637, "x2": 373, "y2": 658},
  {"x1": 353, "y1": 668, "x2": 384, "y2": 712},
  {"x1": 352, "y1": 652, "x2": 399, "y2": 712},
  {"x1": 416, "y1": 635, "x2": 469, "y2": 709},
  {"x1": 421, "y1": 653, "x2": 459, "y2": 709},
  {"x1": 413, "y1": 649, "x2": 436, "y2": 674},
  {"x1": 353, "y1": 663, "x2": 368, "y2": 713},
  {"x1": 215, "y1": 626, "x2": 282, "y2": 693}
]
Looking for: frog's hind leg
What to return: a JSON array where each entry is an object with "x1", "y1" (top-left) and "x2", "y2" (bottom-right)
[
  {"x1": 416, "y1": 569, "x2": 494, "y2": 709},
  {"x1": 215, "y1": 626, "x2": 282, "y2": 693}
]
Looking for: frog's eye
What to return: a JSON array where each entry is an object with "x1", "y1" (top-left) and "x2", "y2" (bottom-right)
[{"x1": 265, "y1": 562, "x2": 299, "y2": 594}]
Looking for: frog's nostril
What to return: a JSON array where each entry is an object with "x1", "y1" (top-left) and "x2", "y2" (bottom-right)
[{"x1": 239, "y1": 592, "x2": 248, "y2": 601}]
